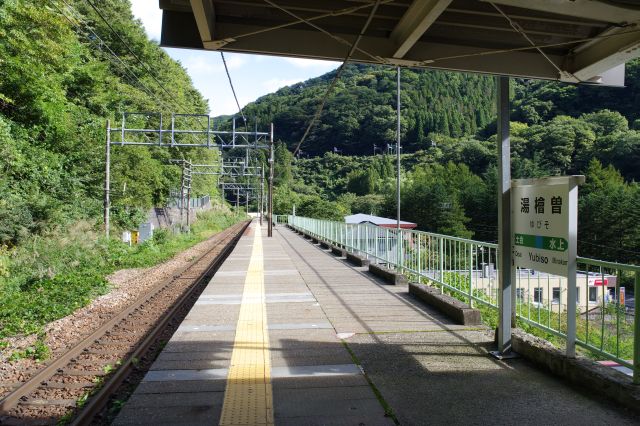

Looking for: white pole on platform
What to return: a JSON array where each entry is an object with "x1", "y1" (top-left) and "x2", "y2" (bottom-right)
[
  {"x1": 495, "y1": 76, "x2": 516, "y2": 357},
  {"x1": 396, "y1": 66, "x2": 402, "y2": 270}
]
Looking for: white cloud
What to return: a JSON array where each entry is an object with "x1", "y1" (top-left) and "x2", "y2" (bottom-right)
[
  {"x1": 181, "y1": 54, "x2": 219, "y2": 75},
  {"x1": 284, "y1": 57, "x2": 339, "y2": 69},
  {"x1": 130, "y1": 0, "x2": 162, "y2": 41},
  {"x1": 262, "y1": 78, "x2": 302, "y2": 92},
  {"x1": 222, "y1": 54, "x2": 248, "y2": 70},
  {"x1": 211, "y1": 98, "x2": 240, "y2": 117},
  {"x1": 179, "y1": 52, "x2": 248, "y2": 76}
]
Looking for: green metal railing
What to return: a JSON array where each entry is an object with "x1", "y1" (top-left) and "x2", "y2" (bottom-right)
[
  {"x1": 273, "y1": 215, "x2": 289, "y2": 225},
  {"x1": 287, "y1": 215, "x2": 640, "y2": 383}
]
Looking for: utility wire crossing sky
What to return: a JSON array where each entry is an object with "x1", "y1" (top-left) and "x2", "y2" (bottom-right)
[{"x1": 130, "y1": 0, "x2": 339, "y2": 117}]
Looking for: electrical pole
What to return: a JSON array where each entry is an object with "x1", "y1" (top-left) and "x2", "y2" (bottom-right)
[
  {"x1": 186, "y1": 161, "x2": 191, "y2": 231},
  {"x1": 268, "y1": 123, "x2": 274, "y2": 237},
  {"x1": 180, "y1": 164, "x2": 185, "y2": 228},
  {"x1": 104, "y1": 120, "x2": 111, "y2": 239},
  {"x1": 260, "y1": 166, "x2": 264, "y2": 226}
]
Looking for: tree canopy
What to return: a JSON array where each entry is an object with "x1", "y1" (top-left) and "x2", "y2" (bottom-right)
[{"x1": 0, "y1": 0, "x2": 219, "y2": 244}]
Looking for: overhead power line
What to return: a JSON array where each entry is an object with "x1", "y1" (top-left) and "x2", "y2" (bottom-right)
[
  {"x1": 489, "y1": 2, "x2": 570, "y2": 81},
  {"x1": 221, "y1": 52, "x2": 247, "y2": 127},
  {"x1": 290, "y1": 0, "x2": 382, "y2": 156},
  {"x1": 54, "y1": 0, "x2": 169, "y2": 111},
  {"x1": 59, "y1": 0, "x2": 215, "y2": 146},
  {"x1": 83, "y1": 0, "x2": 178, "y2": 102}
]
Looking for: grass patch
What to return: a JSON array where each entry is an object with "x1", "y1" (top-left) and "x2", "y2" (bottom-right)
[
  {"x1": 8, "y1": 333, "x2": 50, "y2": 362},
  {"x1": 340, "y1": 340, "x2": 400, "y2": 425},
  {"x1": 0, "y1": 208, "x2": 244, "y2": 344},
  {"x1": 417, "y1": 272, "x2": 635, "y2": 361}
]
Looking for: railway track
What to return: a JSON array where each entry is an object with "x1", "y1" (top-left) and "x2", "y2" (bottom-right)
[{"x1": 0, "y1": 220, "x2": 250, "y2": 425}]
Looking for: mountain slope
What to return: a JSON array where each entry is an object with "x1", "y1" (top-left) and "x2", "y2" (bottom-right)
[
  {"x1": 238, "y1": 64, "x2": 496, "y2": 155},
  {"x1": 231, "y1": 61, "x2": 640, "y2": 156}
]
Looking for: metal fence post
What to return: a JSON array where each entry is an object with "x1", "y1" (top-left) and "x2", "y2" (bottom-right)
[
  {"x1": 439, "y1": 237, "x2": 444, "y2": 282},
  {"x1": 468, "y1": 243, "x2": 474, "y2": 308},
  {"x1": 365, "y1": 226, "x2": 369, "y2": 259},
  {"x1": 385, "y1": 228, "x2": 390, "y2": 265},
  {"x1": 417, "y1": 233, "x2": 422, "y2": 278},
  {"x1": 398, "y1": 229, "x2": 403, "y2": 272}
]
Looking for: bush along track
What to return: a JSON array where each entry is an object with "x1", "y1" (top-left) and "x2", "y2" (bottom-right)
[{"x1": 0, "y1": 209, "x2": 242, "y2": 348}]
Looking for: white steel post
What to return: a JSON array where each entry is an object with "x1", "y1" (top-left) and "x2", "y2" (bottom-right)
[
  {"x1": 268, "y1": 123, "x2": 274, "y2": 237},
  {"x1": 496, "y1": 75, "x2": 515, "y2": 356},
  {"x1": 468, "y1": 244, "x2": 474, "y2": 308},
  {"x1": 417, "y1": 233, "x2": 422, "y2": 278},
  {"x1": 439, "y1": 238, "x2": 444, "y2": 282},
  {"x1": 260, "y1": 166, "x2": 264, "y2": 226},
  {"x1": 396, "y1": 66, "x2": 402, "y2": 271},
  {"x1": 566, "y1": 179, "x2": 579, "y2": 357},
  {"x1": 104, "y1": 120, "x2": 111, "y2": 239}
]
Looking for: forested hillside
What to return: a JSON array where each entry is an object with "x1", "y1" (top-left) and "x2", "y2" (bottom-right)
[
  {"x1": 0, "y1": 0, "x2": 218, "y2": 246},
  {"x1": 236, "y1": 64, "x2": 496, "y2": 155},
  {"x1": 0, "y1": 1, "x2": 248, "y2": 347},
  {"x1": 229, "y1": 61, "x2": 640, "y2": 159},
  {"x1": 224, "y1": 56, "x2": 640, "y2": 265},
  {"x1": 271, "y1": 108, "x2": 640, "y2": 264}
]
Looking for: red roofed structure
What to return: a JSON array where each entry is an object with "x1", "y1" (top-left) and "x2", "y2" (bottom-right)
[{"x1": 344, "y1": 213, "x2": 417, "y2": 229}]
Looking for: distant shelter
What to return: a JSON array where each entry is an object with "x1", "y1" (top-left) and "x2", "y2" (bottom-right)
[
  {"x1": 344, "y1": 213, "x2": 416, "y2": 264},
  {"x1": 344, "y1": 213, "x2": 417, "y2": 230}
]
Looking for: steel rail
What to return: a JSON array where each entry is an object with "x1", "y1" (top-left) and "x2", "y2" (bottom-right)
[
  {"x1": 0, "y1": 221, "x2": 250, "y2": 421},
  {"x1": 71, "y1": 220, "x2": 250, "y2": 425}
]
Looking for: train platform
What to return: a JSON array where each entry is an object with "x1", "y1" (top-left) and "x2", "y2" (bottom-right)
[{"x1": 114, "y1": 220, "x2": 637, "y2": 425}]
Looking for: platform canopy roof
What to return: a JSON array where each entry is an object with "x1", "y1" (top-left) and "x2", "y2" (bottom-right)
[{"x1": 159, "y1": 0, "x2": 640, "y2": 85}]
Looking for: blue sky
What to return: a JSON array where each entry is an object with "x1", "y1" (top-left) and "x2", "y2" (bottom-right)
[{"x1": 130, "y1": 1, "x2": 339, "y2": 116}]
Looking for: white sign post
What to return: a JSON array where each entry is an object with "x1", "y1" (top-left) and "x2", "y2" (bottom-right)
[{"x1": 511, "y1": 176, "x2": 584, "y2": 357}]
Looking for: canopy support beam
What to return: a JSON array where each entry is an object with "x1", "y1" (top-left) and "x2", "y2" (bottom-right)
[{"x1": 390, "y1": 0, "x2": 452, "y2": 59}]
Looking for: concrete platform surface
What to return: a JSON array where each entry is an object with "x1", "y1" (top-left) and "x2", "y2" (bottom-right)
[{"x1": 114, "y1": 222, "x2": 638, "y2": 426}]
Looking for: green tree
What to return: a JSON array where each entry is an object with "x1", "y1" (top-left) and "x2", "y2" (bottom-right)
[
  {"x1": 274, "y1": 142, "x2": 294, "y2": 186},
  {"x1": 579, "y1": 160, "x2": 640, "y2": 263},
  {"x1": 297, "y1": 195, "x2": 348, "y2": 221},
  {"x1": 0, "y1": 0, "x2": 217, "y2": 243}
]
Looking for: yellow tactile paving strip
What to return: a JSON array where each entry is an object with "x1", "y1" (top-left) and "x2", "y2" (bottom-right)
[{"x1": 219, "y1": 224, "x2": 274, "y2": 426}]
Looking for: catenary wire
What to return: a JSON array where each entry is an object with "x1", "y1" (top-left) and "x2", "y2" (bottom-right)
[
  {"x1": 262, "y1": 0, "x2": 384, "y2": 65},
  {"x1": 489, "y1": 2, "x2": 571, "y2": 80},
  {"x1": 228, "y1": 0, "x2": 394, "y2": 42},
  {"x1": 291, "y1": 0, "x2": 383, "y2": 156},
  {"x1": 221, "y1": 52, "x2": 248, "y2": 128}
]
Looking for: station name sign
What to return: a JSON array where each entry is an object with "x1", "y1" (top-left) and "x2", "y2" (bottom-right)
[{"x1": 511, "y1": 176, "x2": 584, "y2": 277}]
